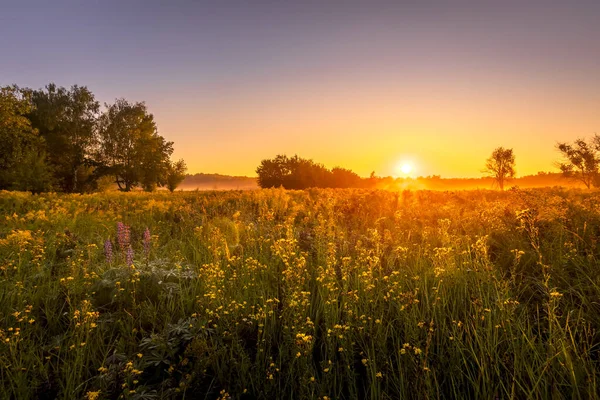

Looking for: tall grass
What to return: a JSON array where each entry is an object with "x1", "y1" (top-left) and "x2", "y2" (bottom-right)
[{"x1": 0, "y1": 188, "x2": 598, "y2": 399}]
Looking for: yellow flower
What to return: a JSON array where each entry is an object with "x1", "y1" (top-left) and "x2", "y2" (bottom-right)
[
  {"x1": 86, "y1": 391, "x2": 101, "y2": 400},
  {"x1": 376, "y1": 371, "x2": 383, "y2": 378}
]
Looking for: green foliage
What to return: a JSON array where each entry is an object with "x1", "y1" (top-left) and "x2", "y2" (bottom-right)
[
  {"x1": 0, "y1": 188, "x2": 599, "y2": 399},
  {"x1": 96, "y1": 99, "x2": 174, "y2": 192},
  {"x1": 165, "y1": 159, "x2": 187, "y2": 192},
  {"x1": 1, "y1": 82, "x2": 185, "y2": 194},
  {"x1": 0, "y1": 85, "x2": 53, "y2": 192},
  {"x1": 28, "y1": 83, "x2": 100, "y2": 193}
]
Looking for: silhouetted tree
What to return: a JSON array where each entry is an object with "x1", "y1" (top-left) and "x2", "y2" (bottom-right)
[
  {"x1": 256, "y1": 155, "x2": 371, "y2": 189},
  {"x1": 556, "y1": 136, "x2": 600, "y2": 188},
  {"x1": 28, "y1": 84, "x2": 100, "y2": 192},
  {"x1": 97, "y1": 99, "x2": 173, "y2": 191},
  {"x1": 0, "y1": 85, "x2": 53, "y2": 192},
  {"x1": 256, "y1": 155, "x2": 290, "y2": 188},
  {"x1": 331, "y1": 167, "x2": 362, "y2": 188},
  {"x1": 484, "y1": 147, "x2": 515, "y2": 190},
  {"x1": 165, "y1": 159, "x2": 187, "y2": 192}
]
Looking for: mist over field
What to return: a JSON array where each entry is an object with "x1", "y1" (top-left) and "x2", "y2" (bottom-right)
[{"x1": 178, "y1": 172, "x2": 581, "y2": 192}]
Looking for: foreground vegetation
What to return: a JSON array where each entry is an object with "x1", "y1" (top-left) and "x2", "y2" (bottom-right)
[{"x1": 1, "y1": 188, "x2": 599, "y2": 399}]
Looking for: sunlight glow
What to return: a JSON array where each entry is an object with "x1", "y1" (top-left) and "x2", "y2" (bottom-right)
[{"x1": 398, "y1": 162, "x2": 414, "y2": 176}]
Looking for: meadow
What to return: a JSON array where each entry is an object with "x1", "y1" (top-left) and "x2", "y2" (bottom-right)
[{"x1": 1, "y1": 188, "x2": 599, "y2": 399}]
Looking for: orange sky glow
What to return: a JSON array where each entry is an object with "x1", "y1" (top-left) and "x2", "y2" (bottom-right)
[{"x1": 4, "y1": 2, "x2": 599, "y2": 178}]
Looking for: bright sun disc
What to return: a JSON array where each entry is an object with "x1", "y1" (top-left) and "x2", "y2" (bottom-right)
[{"x1": 400, "y1": 163, "x2": 413, "y2": 175}]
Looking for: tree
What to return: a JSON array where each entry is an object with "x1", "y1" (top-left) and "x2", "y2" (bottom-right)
[
  {"x1": 256, "y1": 155, "x2": 290, "y2": 188},
  {"x1": 165, "y1": 159, "x2": 187, "y2": 192},
  {"x1": 256, "y1": 155, "x2": 369, "y2": 189},
  {"x1": 484, "y1": 147, "x2": 516, "y2": 190},
  {"x1": 28, "y1": 84, "x2": 100, "y2": 192},
  {"x1": 0, "y1": 85, "x2": 53, "y2": 192},
  {"x1": 330, "y1": 167, "x2": 362, "y2": 188},
  {"x1": 97, "y1": 99, "x2": 173, "y2": 191},
  {"x1": 556, "y1": 136, "x2": 600, "y2": 188}
]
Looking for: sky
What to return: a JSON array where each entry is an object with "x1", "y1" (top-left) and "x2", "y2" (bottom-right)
[{"x1": 1, "y1": 0, "x2": 599, "y2": 178}]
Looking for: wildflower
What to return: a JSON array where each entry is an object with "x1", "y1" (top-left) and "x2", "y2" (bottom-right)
[
  {"x1": 104, "y1": 239, "x2": 113, "y2": 263},
  {"x1": 361, "y1": 358, "x2": 368, "y2": 366},
  {"x1": 376, "y1": 371, "x2": 383, "y2": 378},
  {"x1": 116, "y1": 222, "x2": 130, "y2": 251},
  {"x1": 414, "y1": 348, "x2": 422, "y2": 355},
  {"x1": 137, "y1": 353, "x2": 143, "y2": 358},
  {"x1": 86, "y1": 391, "x2": 101, "y2": 400},
  {"x1": 126, "y1": 246, "x2": 134, "y2": 267},
  {"x1": 550, "y1": 291, "x2": 563, "y2": 298}
]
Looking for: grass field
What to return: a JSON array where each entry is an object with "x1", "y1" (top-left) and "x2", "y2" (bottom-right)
[{"x1": 1, "y1": 188, "x2": 599, "y2": 399}]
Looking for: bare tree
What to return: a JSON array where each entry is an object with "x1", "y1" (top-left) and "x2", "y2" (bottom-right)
[
  {"x1": 484, "y1": 147, "x2": 516, "y2": 190},
  {"x1": 556, "y1": 135, "x2": 600, "y2": 188}
]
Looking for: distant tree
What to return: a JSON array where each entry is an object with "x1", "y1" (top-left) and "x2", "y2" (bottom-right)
[
  {"x1": 97, "y1": 99, "x2": 173, "y2": 191},
  {"x1": 484, "y1": 147, "x2": 516, "y2": 190},
  {"x1": 556, "y1": 136, "x2": 600, "y2": 188},
  {"x1": 331, "y1": 167, "x2": 362, "y2": 188},
  {"x1": 0, "y1": 85, "x2": 53, "y2": 192},
  {"x1": 165, "y1": 159, "x2": 187, "y2": 192},
  {"x1": 256, "y1": 155, "x2": 290, "y2": 188},
  {"x1": 256, "y1": 155, "x2": 369, "y2": 189},
  {"x1": 283, "y1": 155, "x2": 331, "y2": 189},
  {"x1": 28, "y1": 84, "x2": 100, "y2": 192}
]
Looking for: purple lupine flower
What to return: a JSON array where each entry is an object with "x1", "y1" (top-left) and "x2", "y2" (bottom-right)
[
  {"x1": 104, "y1": 239, "x2": 113, "y2": 264},
  {"x1": 126, "y1": 246, "x2": 134, "y2": 266},
  {"x1": 116, "y1": 222, "x2": 130, "y2": 251},
  {"x1": 143, "y1": 227, "x2": 151, "y2": 257}
]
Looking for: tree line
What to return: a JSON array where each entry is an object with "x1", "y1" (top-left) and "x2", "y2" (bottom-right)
[
  {"x1": 256, "y1": 154, "x2": 375, "y2": 189},
  {"x1": 0, "y1": 84, "x2": 186, "y2": 193},
  {"x1": 257, "y1": 137, "x2": 600, "y2": 190}
]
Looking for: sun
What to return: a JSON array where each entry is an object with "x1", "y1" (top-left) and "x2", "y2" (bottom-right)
[{"x1": 400, "y1": 163, "x2": 413, "y2": 175}]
